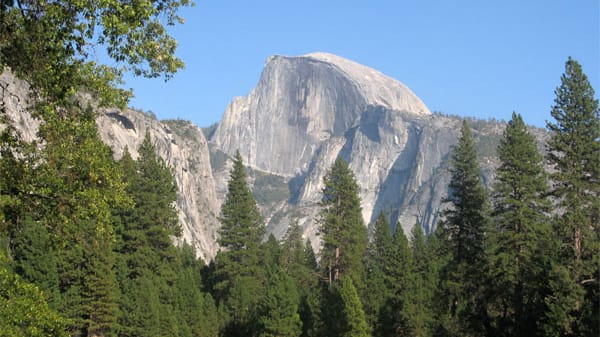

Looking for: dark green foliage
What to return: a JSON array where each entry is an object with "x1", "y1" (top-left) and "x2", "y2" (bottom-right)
[
  {"x1": 0, "y1": 251, "x2": 69, "y2": 337},
  {"x1": 11, "y1": 221, "x2": 59, "y2": 302},
  {"x1": 389, "y1": 226, "x2": 424, "y2": 336},
  {"x1": 487, "y1": 112, "x2": 553, "y2": 336},
  {"x1": 259, "y1": 268, "x2": 302, "y2": 337},
  {"x1": 84, "y1": 229, "x2": 119, "y2": 337},
  {"x1": 114, "y1": 135, "x2": 207, "y2": 337},
  {"x1": 444, "y1": 121, "x2": 490, "y2": 266},
  {"x1": 546, "y1": 57, "x2": 600, "y2": 336},
  {"x1": 338, "y1": 275, "x2": 370, "y2": 337},
  {"x1": 407, "y1": 224, "x2": 435, "y2": 337},
  {"x1": 364, "y1": 213, "x2": 393, "y2": 333},
  {"x1": 319, "y1": 158, "x2": 368, "y2": 290},
  {"x1": 438, "y1": 120, "x2": 491, "y2": 336},
  {"x1": 213, "y1": 150, "x2": 267, "y2": 336},
  {"x1": 298, "y1": 240, "x2": 323, "y2": 337},
  {"x1": 215, "y1": 151, "x2": 265, "y2": 298},
  {"x1": 222, "y1": 275, "x2": 264, "y2": 337}
]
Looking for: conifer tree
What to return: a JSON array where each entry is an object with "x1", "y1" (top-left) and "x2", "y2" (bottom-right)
[
  {"x1": 364, "y1": 212, "x2": 393, "y2": 332},
  {"x1": 408, "y1": 224, "x2": 435, "y2": 337},
  {"x1": 338, "y1": 275, "x2": 370, "y2": 337},
  {"x1": 546, "y1": 57, "x2": 600, "y2": 336},
  {"x1": 115, "y1": 135, "x2": 185, "y2": 337},
  {"x1": 281, "y1": 220, "x2": 306, "y2": 273},
  {"x1": 318, "y1": 158, "x2": 368, "y2": 290},
  {"x1": 439, "y1": 120, "x2": 491, "y2": 336},
  {"x1": 298, "y1": 239, "x2": 323, "y2": 337},
  {"x1": 488, "y1": 112, "x2": 552, "y2": 336},
  {"x1": 216, "y1": 151, "x2": 265, "y2": 292},
  {"x1": 215, "y1": 151, "x2": 266, "y2": 336},
  {"x1": 389, "y1": 226, "x2": 426, "y2": 336},
  {"x1": 259, "y1": 268, "x2": 303, "y2": 337}
]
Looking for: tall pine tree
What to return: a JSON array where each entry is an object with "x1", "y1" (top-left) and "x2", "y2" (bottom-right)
[
  {"x1": 215, "y1": 150, "x2": 266, "y2": 336},
  {"x1": 488, "y1": 112, "x2": 552, "y2": 337},
  {"x1": 215, "y1": 150, "x2": 265, "y2": 293},
  {"x1": 546, "y1": 57, "x2": 600, "y2": 336},
  {"x1": 439, "y1": 120, "x2": 491, "y2": 336},
  {"x1": 318, "y1": 158, "x2": 368, "y2": 290}
]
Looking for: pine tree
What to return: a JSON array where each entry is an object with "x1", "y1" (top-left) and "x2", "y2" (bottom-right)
[
  {"x1": 338, "y1": 275, "x2": 370, "y2": 337},
  {"x1": 546, "y1": 57, "x2": 600, "y2": 336},
  {"x1": 215, "y1": 151, "x2": 265, "y2": 294},
  {"x1": 439, "y1": 120, "x2": 491, "y2": 336},
  {"x1": 11, "y1": 221, "x2": 60, "y2": 303},
  {"x1": 408, "y1": 224, "x2": 435, "y2": 337},
  {"x1": 488, "y1": 112, "x2": 553, "y2": 336},
  {"x1": 173, "y1": 243, "x2": 207, "y2": 337},
  {"x1": 364, "y1": 212, "x2": 393, "y2": 333},
  {"x1": 281, "y1": 220, "x2": 306, "y2": 274},
  {"x1": 115, "y1": 135, "x2": 185, "y2": 337},
  {"x1": 215, "y1": 151, "x2": 266, "y2": 336},
  {"x1": 84, "y1": 227, "x2": 119, "y2": 337},
  {"x1": 389, "y1": 226, "x2": 427, "y2": 337},
  {"x1": 258, "y1": 268, "x2": 302, "y2": 337},
  {"x1": 318, "y1": 158, "x2": 368, "y2": 290},
  {"x1": 298, "y1": 240, "x2": 323, "y2": 337}
]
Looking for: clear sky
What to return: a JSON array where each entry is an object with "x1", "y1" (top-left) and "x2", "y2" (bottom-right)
[{"x1": 120, "y1": 0, "x2": 599, "y2": 128}]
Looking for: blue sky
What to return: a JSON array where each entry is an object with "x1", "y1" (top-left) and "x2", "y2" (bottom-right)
[{"x1": 121, "y1": 0, "x2": 599, "y2": 128}]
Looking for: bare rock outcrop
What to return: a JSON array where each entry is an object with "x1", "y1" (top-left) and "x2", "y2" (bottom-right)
[
  {"x1": 210, "y1": 53, "x2": 502, "y2": 247},
  {"x1": 1, "y1": 71, "x2": 220, "y2": 262}
]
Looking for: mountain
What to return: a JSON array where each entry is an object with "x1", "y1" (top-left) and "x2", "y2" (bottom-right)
[
  {"x1": 210, "y1": 53, "x2": 504, "y2": 245},
  {"x1": 3, "y1": 53, "x2": 522, "y2": 260},
  {"x1": 1, "y1": 71, "x2": 220, "y2": 262}
]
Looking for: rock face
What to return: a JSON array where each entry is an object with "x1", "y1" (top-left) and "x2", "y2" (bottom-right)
[
  {"x1": 1, "y1": 71, "x2": 221, "y2": 262},
  {"x1": 96, "y1": 113, "x2": 221, "y2": 262},
  {"x1": 210, "y1": 53, "x2": 502, "y2": 244},
  {"x1": 212, "y1": 53, "x2": 430, "y2": 177},
  {"x1": 3, "y1": 52, "x2": 517, "y2": 260}
]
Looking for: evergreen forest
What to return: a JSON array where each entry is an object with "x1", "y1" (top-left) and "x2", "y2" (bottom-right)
[{"x1": 0, "y1": 2, "x2": 598, "y2": 337}]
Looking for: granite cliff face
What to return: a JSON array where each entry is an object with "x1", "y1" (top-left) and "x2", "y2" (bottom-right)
[
  {"x1": 96, "y1": 113, "x2": 221, "y2": 262},
  {"x1": 3, "y1": 52, "x2": 512, "y2": 260},
  {"x1": 1, "y1": 71, "x2": 220, "y2": 262},
  {"x1": 210, "y1": 53, "x2": 501, "y2": 244}
]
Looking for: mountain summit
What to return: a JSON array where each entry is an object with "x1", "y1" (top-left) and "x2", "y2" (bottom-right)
[
  {"x1": 302, "y1": 52, "x2": 430, "y2": 115},
  {"x1": 212, "y1": 53, "x2": 430, "y2": 177},
  {"x1": 210, "y1": 52, "x2": 499, "y2": 244}
]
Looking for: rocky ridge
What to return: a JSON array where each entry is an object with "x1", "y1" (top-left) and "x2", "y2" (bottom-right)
[
  {"x1": 3, "y1": 53, "x2": 529, "y2": 260},
  {"x1": 1, "y1": 71, "x2": 220, "y2": 262},
  {"x1": 209, "y1": 53, "x2": 505, "y2": 246}
]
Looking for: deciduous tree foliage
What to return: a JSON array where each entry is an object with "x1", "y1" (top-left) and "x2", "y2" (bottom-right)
[
  {"x1": 1, "y1": 0, "x2": 191, "y2": 110},
  {"x1": 0, "y1": 251, "x2": 69, "y2": 337}
]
